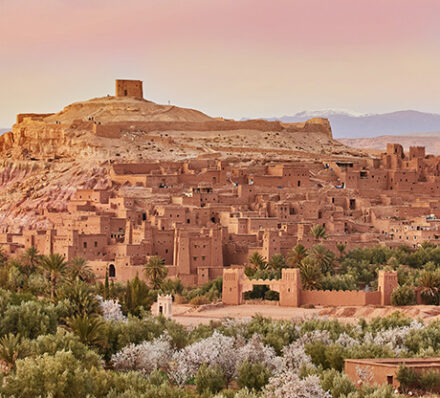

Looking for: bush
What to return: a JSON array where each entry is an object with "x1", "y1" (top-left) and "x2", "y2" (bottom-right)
[
  {"x1": 397, "y1": 365, "x2": 418, "y2": 392},
  {"x1": 195, "y1": 363, "x2": 225, "y2": 394},
  {"x1": 305, "y1": 342, "x2": 346, "y2": 371},
  {"x1": 320, "y1": 369, "x2": 356, "y2": 398},
  {"x1": 391, "y1": 285, "x2": 416, "y2": 306},
  {"x1": 0, "y1": 300, "x2": 58, "y2": 339},
  {"x1": 419, "y1": 369, "x2": 440, "y2": 392},
  {"x1": 236, "y1": 360, "x2": 272, "y2": 391},
  {"x1": 189, "y1": 295, "x2": 210, "y2": 307}
]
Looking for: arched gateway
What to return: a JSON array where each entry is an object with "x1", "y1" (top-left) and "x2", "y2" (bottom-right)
[{"x1": 222, "y1": 268, "x2": 398, "y2": 307}]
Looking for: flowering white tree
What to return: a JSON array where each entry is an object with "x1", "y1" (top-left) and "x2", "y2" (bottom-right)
[
  {"x1": 363, "y1": 321, "x2": 423, "y2": 355},
  {"x1": 236, "y1": 334, "x2": 279, "y2": 372},
  {"x1": 169, "y1": 331, "x2": 239, "y2": 385},
  {"x1": 99, "y1": 298, "x2": 126, "y2": 321},
  {"x1": 280, "y1": 342, "x2": 314, "y2": 374},
  {"x1": 111, "y1": 334, "x2": 173, "y2": 375},
  {"x1": 264, "y1": 373, "x2": 331, "y2": 398}
]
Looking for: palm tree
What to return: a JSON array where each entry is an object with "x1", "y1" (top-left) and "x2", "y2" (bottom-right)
[
  {"x1": 268, "y1": 253, "x2": 286, "y2": 271},
  {"x1": 123, "y1": 276, "x2": 154, "y2": 316},
  {"x1": 299, "y1": 257, "x2": 323, "y2": 290},
  {"x1": 310, "y1": 224, "x2": 328, "y2": 241},
  {"x1": 143, "y1": 256, "x2": 167, "y2": 289},
  {"x1": 67, "y1": 257, "x2": 95, "y2": 283},
  {"x1": 21, "y1": 246, "x2": 40, "y2": 275},
  {"x1": 57, "y1": 280, "x2": 101, "y2": 317},
  {"x1": 248, "y1": 252, "x2": 268, "y2": 271},
  {"x1": 310, "y1": 244, "x2": 335, "y2": 274},
  {"x1": 336, "y1": 243, "x2": 346, "y2": 259},
  {"x1": 417, "y1": 270, "x2": 440, "y2": 305},
  {"x1": 0, "y1": 334, "x2": 31, "y2": 372},
  {"x1": 286, "y1": 244, "x2": 308, "y2": 267},
  {"x1": 39, "y1": 254, "x2": 67, "y2": 300},
  {"x1": 67, "y1": 314, "x2": 106, "y2": 346}
]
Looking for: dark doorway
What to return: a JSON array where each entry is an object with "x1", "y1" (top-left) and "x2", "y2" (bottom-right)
[
  {"x1": 387, "y1": 376, "x2": 393, "y2": 385},
  {"x1": 109, "y1": 264, "x2": 116, "y2": 277}
]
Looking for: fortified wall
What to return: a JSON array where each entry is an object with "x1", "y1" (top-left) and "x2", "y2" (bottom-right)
[
  {"x1": 222, "y1": 268, "x2": 399, "y2": 307},
  {"x1": 92, "y1": 117, "x2": 333, "y2": 139}
]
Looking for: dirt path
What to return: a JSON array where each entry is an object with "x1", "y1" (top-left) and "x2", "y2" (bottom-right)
[{"x1": 168, "y1": 303, "x2": 440, "y2": 326}]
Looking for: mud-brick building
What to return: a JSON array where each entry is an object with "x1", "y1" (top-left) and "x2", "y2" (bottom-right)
[{"x1": 345, "y1": 358, "x2": 440, "y2": 391}]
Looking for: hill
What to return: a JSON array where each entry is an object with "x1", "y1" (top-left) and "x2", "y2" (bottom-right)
[
  {"x1": 0, "y1": 92, "x2": 365, "y2": 230},
  {"x1": 264, "y1": 110, "x2": 440, "y2": 138},
  {"x1": 340, "y1": 132, "x2": 440, "y2": 155}
]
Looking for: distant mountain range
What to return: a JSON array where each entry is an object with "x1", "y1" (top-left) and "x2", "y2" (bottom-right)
[{"x1": 262, "y1": 110, "x2": 440, "y2": 138}]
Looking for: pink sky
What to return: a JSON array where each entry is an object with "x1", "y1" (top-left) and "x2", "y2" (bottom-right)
[{"x1": 1, "y1": 0, "x2": 439, "y2": 127}]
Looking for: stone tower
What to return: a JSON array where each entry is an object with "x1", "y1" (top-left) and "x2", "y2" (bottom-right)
[
  {"x1": 279, "y1": 268, "x2": 302, "y2": 307},
  {"x1": 115, "y1": 79, "x2": 143, "y2": 99},
  {"x1": 378, "y1": 270, "x2": 398, "y2": 305}
]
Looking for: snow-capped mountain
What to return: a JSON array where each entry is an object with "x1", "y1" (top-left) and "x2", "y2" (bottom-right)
[{"x1": 264, "y1": 110, "x2": 440, "y2": 138}]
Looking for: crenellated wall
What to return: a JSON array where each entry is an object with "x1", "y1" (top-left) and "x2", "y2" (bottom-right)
[{"x1": 222, "y1": 268, "x2": 397, "y2": 307}]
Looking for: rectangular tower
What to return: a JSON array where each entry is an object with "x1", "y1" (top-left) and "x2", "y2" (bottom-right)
[{"x1": 115, "y1": 79, "x2": 143, "y2": 99}]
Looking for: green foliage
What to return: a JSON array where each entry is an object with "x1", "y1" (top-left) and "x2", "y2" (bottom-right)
[
  {"x1": 299, "y1": 257, "x2": 323, "y2": 290},
  {"x1": 320, "y1": 369, "x2": 357, "y2": 398},
  {"x1": 195, "y1": 363, "x2": 226, "y2": 394},
  {"x1": 32, "y1": 328, "x2": 102, "y2": 368},
  {"x1": 122, "y1": 276, "x2": 156, "y2": 316},
  {"x1": 39, "y1": 253, "x2": 68, "y2": 300},
  {"x1": 267, "y1": 253, "x2": 286, "y2": 271},
  {"x1": 0, "y1": 333, "x2": 31, "y2": 369},
  {"x1": 248, "y1": 252, "x2": 267, "y2": 271},
  {"x1": 310, "y1": 224, "x2": 328, "y2": 240},
  {"x1": 367, "y1": 312, "x2": 412, "y2": 332},
  {"x1": 321, "y1": 273, "x2": 358, "y2": 291},
  {"x1": 56, "y1": 280, "x2": 102, "y2": 317},
  {"x1": 1, "y1": 350, "x2": 107, "y2": 397},
  {"x1": 305, "y1": 342, "x2": 345, "y2": 371},
  {"x1": 0, "y1": 300, "x2": 58, "y2": 339},
  {"x1": 236, "y1": 360, "x2": 271, "y2": 391},
  {"x1": 286, "y1": 244, "x2": 308, "y2": 267},
  {"x1": 309, "y1": 244, "x2": 335, "y2": 274},
  {"x1": 417, "y1": 270, "x2": 440, "y2": 304},
  {"x1": 143, "y1": 256, "x2": 167, "y2": 290},
  {"x1": 397, "y1": 365, "x2": 419, "y2": 392},
  {"x1": 67, "y1": 314, "x2": 106, "y2": 347},
  {"x1": 419, "y1": 369, "x2": 440, "y2": 392},
  {"x1": 390, "y1": 285, "x2": 416, "y2": 306}
]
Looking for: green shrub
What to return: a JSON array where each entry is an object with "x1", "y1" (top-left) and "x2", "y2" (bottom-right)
[
  {"x1": 189, "y1": 295, "x2": 210, "y2": 306},
  {"x1": 305, "y1": 342, "x2": 346, "y2": 371},
  {"x1": 236, "y1": 360, "x2": 271, "y2": 391},
  {"x1": 390, "y1": 285, "x2": 416, "y2": 306},
  {"x1": 419, "y1": 369, "x2": 440, "y2": 392},
  {"x1": 0, "y1": 300, "x2": 58, "y2": 339},
  {"x1": 195, "y1": 364, "x2": 225, "y2": 394},
  {"x1": 320, "y1": 369, "x2": 356, "y2": 398},
  {"x1": 397, "y1": 365, "x2": 419, "y2": 392}
]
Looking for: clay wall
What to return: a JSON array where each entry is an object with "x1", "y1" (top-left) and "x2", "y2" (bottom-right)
[
  {"x1": 300, "y1": 290, "x2": 381, "y2": 306},
  {"x1": 16, "y1": 113, "x2": 54, "y2": 124},
  {"x1": 92, "y1": 117, "x2": 332, "y2": 138}
]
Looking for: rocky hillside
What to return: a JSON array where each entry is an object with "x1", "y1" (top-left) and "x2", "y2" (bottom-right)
[
  {"x1": 0, "y1": 95, "x2": 368, "y2": 231},
  {"x1": 340, "y1": 132, "x2": 440, "y2": 155}
]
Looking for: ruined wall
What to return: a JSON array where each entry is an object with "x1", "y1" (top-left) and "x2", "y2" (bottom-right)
[{"x1": 93, "y1": 117, "x2": 333, "y2": 138}]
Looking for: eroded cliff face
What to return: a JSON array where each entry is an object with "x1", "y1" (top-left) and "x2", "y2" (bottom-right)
[{"x1": 0, "y1": 95, "x2": 361, "y2": 230}]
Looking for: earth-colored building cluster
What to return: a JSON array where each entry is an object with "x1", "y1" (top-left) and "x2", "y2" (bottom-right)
[{"x1": 1, "y1": 81, "x2": 440, "y2": 292}]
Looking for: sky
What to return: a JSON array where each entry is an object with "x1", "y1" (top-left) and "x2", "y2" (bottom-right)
[{"x1": 0, "y1": 0, "x2": 440, "y2": 128}]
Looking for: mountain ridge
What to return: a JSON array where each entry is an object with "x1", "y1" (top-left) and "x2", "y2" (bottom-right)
[{"x1": 248, "y1": 110, "x2": 440, "y2": 138}]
